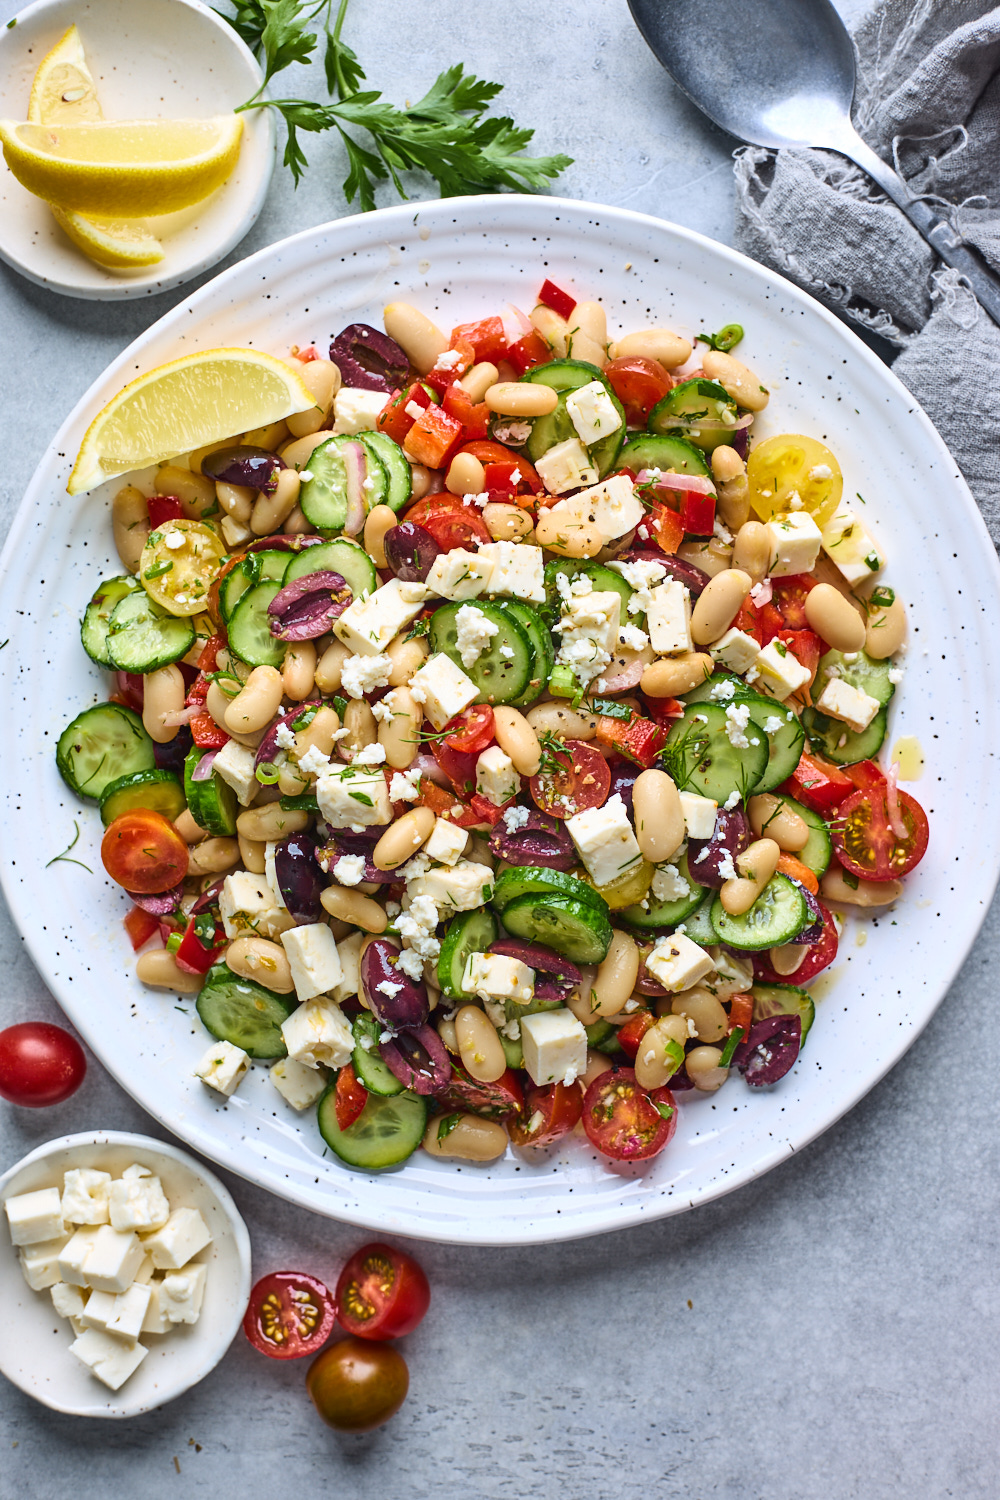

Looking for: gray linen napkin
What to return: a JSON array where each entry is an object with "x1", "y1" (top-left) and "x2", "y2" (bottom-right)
[{"x1": 733, "y1": 0, "x2": 1000, "y2": 539}]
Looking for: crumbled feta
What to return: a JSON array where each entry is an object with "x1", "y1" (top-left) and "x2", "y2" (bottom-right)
[
  {"x1": 275, "y1": 722, "x2": 297, "y2": 750},
  {"x1": 618, "y1": 623, "x2": 649, "y2": 651},
  {"x1": 332, "y1": 854, "x2": 366, "y2": 886},
  {"x1": 651, "y1": 864, "x2": 689, "y2": 902},
  {"x1": 340, "y1": 651, "x2": 393, "y2": 699},
  {"x1": 377, "y1": 980, "x2": 404, "y2": 999},
  {"x1": 708, "y1": 678, "x2": 738, "y2": 703},
  {"x1": 717, "y1": 850, "x2": 738, "y2": 881},
  {"x1": 723, "y1": 790, "x2": 742, "y2": 811},
  {"x1": 396, "y1": 894, "x2": 441, "y2": 960},
  {"x1": 454, "y1": 603, "x2": 499, "y2": 669},
  {"x1": 395, "y1": 948, "x2": 426, "y2": 981},
  {"x1": 297, "y1": 744, "x2": 332, "y2": 777},
  {"x1": 502, "y1": 804, "x2": 530, "y2": 833},
  {"x1": 407, "y1": 861, "x2": 494, "y2": 914},
  {"x1": 724, "y1": 702, "x2": 753, "y2": 749},
  {"x1": 353, "y1": 741, "x2": 387, "y2": 766},
  {"x1": 389, "y1": 766, "x2": 422, "y2": 802}
]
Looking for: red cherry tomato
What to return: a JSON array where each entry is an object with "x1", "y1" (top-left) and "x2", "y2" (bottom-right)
[
  {"x1": 581, "y1": 1067, "x2": 678, "y2": 1161},
  {"x1": 770, "y1": 573, "x2": 817, "y2": 630},
  {"x1": 832, "y1": 787, "x2": 929, "y2": 881},
  {"x1": 603, "y1": 355, "x2": 673, "y2": 426},
  {"x1": 334, "y1": 1063, "x2": 368, "y2": 1132},
  {"x1": 615, "y1": 1009, "x2": 654, "y2": 1059},
  {"x1": 335, "y1": 1242, "x2": 430, "y2": 1341},
  {"x1": 123, "y1": 905, "x2": 159, "y2": 951},
  {"x1": 404, "y1": 493, "x2": 492, "y2": 551},
  {"x1": 528, "y1": 739, "x2": 611, "y2": 820},
  {"x1": 442, "y1": 705, "x2": 495, "y2": 754},
  {"x1": 507, "y1": 1081, "x2": 582, "y2": 1147},
  {"x1": 243, "y1": 1270, "x2": 337, "y2": 1359},
  {"x1": 101, "y1": 810, "x2": 190, "y2": 894},
  {"x1": 753, "y1": 900, "x2": 839, "y2": 986},
  {"x1": 434, "y1": 1062, "x2": 524, "y2": 1119},
  {"x1": 0, "y1": 1023, "x2": 86, "y2": 1107},
  {"x1": 307, "y1": 1339, "x2": 409, "y2": 1432},
  {"x1": 431, "y1": 738, "x2": 479, "y2": 799}
]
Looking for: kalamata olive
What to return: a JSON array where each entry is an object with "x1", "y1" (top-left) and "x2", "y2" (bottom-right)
[
  {"x1": 487, "y1": 810, "x2": 576, "y2": 870},
  {"x1": 379, "y1": 1024, "x2": 451, "y2": 1094},
  {"x1": 275, "y1": 832, "x2": 323, "y2": 923},
  {"x1": 731, "y1": 420, "x2": 751, "y2": 459},
  {"x1": 687, "y1": 807, "x2": 751, "y2": 889},
  {"x1": 489, "y1": 939, "x2": 581, "y2": 1001},
  {"x1": 664, "y1": 1062, "x2": 695, "y2": 1090},
  {"x1": 623, "y1": 549, "x2": 711, "y2": 596},
  {"x1": 124, "y1": 884, "x2": 184, "y2": 915},
  {"x1": 329, "y1": 323, "x2": 410, "y2": 393},
  {"x1": 153, "y1": 724, "x2": 193, "y2": 775},
  {"x1": 733, "y1": 1014, "x2": 802, "y2": 1086},
  {"x1": 789, "y1": 881, "x2": 824, "y2": 944},
  {"x1": 245, "y1": 534, "x2": 316, "y2": 554},
  {"x1": 190, "y1": 877, "x2": 226, "y2": 915},
  {"x1": 607, "y1": 760, "x2": 642, "y2": 818},
  {"x1": 383, "y1": 522, "x2": 441, "y2": 583},
  {"x1": 201, "y1": 445, "x2": 285, "y2": 494},
  {"x1": 267, "y1": 570, "x2": 352, "y2": 640},
  {"x1": 254, "y1": 704, "x2": 321, "y2": 771},
  {"x1": 635, "y1": 945, "x2": 669, "y2": 996},
  {"x1": 361, "y1": 939, "x2": 428, "y2": 1030}
]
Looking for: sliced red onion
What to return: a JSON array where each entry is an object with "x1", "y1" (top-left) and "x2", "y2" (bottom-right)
[
  {"x1": 412, "y1": 751, "x2": 451, "y2": 788},
  {"x1": 733, "y1": 1014, "x2": 802, "y2": 1086},
  {"x1": 687, "y1": 807, "x2": 752, "y2": 889},
  {"x1": 275, "y1": 832, "x2": 323, "y2": 923},
  {"x1": 338, "y1": 441, "x2": 369, "y2": 536},
  {"x1": 191, "y1": 749, "x2": 219, "y2": 783},
  {"x1": 788, "y1": 880, "x2": 824, "y2": 944},
  {"x1": 159, "y1": 704, "x2": 202, "y2": 729},
  {"x1": 201, "y1": 445, "x2": 285, "y2": 494},
  {"x1": 267, "y1": 570, "x2": 352, "y2": 641},
  {"x1": 383, "y1": 522, "x2": 441, "y2": 582},
  {"x1": 329, "y1": 323, "x2": 409, "y2": 393},
  {"x1": 489, "y1": 939, "x2": 581, "y2": 1001},
  {"x1": 245, "y1": 534, "x2": 312, "y2": 555},
  {"x1": 189, "y1": 877, "x2": 226, "y2": 915},
  {"x1": 885, "y1": 761, "x2": 908, "y2": 841},
  {"x1": 623, "y1": 548, "x2": 712, "y2": 596},
  {"x1": 502, "y1": 303, "x2": 532, "y2": 342},
  {"x1": 488, "y1": 809, "x2": 576, "y2": 870},
  {"x1": 361, "y1": 938, "x2": 429, "y2": 1029},
  {"x1": 638, "y1": 469, "x2": 717, "y2": 496},
  {"x1": 594, "y1": 646, "x2": 650, "y2": 694},
  {"x1": 125, "y1": 884, "x2": 184, "y2": 915},
  {"x1": 379, "y1": 1023, "x2": 450, "y2": 1094},
  {"x1": 731, "y1": 422, "x2": 750, "y2": 459}
]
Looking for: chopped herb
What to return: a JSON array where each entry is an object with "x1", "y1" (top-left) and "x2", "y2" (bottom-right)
[
  {"x1": 45, "y1": 821, "x2": 93, "y2": 873},
  {"x1": 348, "y1": 791, "x2": 374, "y2": 806},
  {"x1": 841, "y1": 869, "x2": 859, "y2": 890},
  {"x1": 143, "y1": 559, "x2": 173, "y2": 579},
  {"x1": 866, "y1": 585, "x2": 896, "y2": 613},
  {"x1": 695, "y1": 323, "x2": 743, "y2": 353},
  {"x1": 718, "y1": 1027, "x2": 745, "y2": 1068},
  {"x1": 332, "y1": 694, "x2": 348, "y2": 718},
  {"x1": 437, "y1": 1112, "x2": 462, "y2": 1143},
  {"x1": 292, "y1": 705, "x2": 319, "y2": 731},
  {"x1": 651, "y1": 1099, "x2": 675, "y2": 1122}
]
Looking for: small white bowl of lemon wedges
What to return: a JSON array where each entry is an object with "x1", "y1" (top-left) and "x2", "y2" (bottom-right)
[{"x1": 0, "y1": 0, "x2": 275, "y2": 299}]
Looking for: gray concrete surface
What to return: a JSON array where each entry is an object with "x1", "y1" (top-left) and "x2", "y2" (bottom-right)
[{"x1": 3, "y1": 1, "x2": 997, "y2": 1496}]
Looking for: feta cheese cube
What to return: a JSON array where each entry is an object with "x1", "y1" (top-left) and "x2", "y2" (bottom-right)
[
  {"x1": 407, "y1": 860, "x2": 494, "y2": 913},
  {"x1": 565, "y1": 380, "x2": 623, "y2": 447},
  {"x1": 133, "y1": 1254, "x2": 156, "y2": 1285},
  {"x1": 332, "y1": 931, "x2": 363, "y2": 1004},
  {"x1": 765, "y1": 511, "x2": 822, "y2": 577},
  {"x1": 81, "y1": 1225, "x2": 145, "y2": 1294},
  {"x1": 550, "y1": 473, "x2": 644, "y2": 541},
  {"x1": 566, "y1": 793, "x2": 643, "y2": 889},
  {"x1": 559, "y1": 589, "x2": 621, "y2": 657},
  {"x1": 679, "y1": 791, "x2": 718, "y2": 840},
  {"x1": 105, "y1": 1282, "x2": 153, "y2": 1341},
  {"x1": 755, "y1": 639, "x2": 812, "y2": 700},
  {"x1": 820, "y1": 501, "x2": 885, "y2": 586},
  {"x1": 211, "y1": 738, "x2": 260, "y2": 806},
  {"x1": 140, "y1": 1281, "x2": 172, "y2": 1336},
  {"x1": 193, "y1": 1039, "x2": 250, "y2": 1097},
  {"x1": 462, "y1": 952, "x2": 535, "y2": 1004},
  {"x1": 280, "y1": 922, "x2": 344, "y2": 1002},
  {"x1": 331, "y1": 386, "x2": 389, "y2": 435},
  {"x1": 69, "y1": 1327, "x2": 148, "y2": 1390},
  {"x1": 422, "y1": 817, "x2": 469, "y2": 866},
  {"x1": 108, "y1": 1172, "x2": 170, "y2": 1233},
  {"x1": 58, "y1": 1227, "x2": 102, "y2": 1287},
  {"x1": 425, "y1": 548, "x2": 494, "y2": 601},
  {"x1": 219, "y1": 871, "x2": 292, "y2": 941},
  {"x1": 80, "y1": 1288, "x2": 118, "y2": 1332},
  {"x1": 280, "y1": 998, "x2": 354, "y2": 1070},
  {"x1": 710, "y1": 627, "x2": 761, "y2": 674},
  {"x1": 333, "y1": 577, "x2": 427, "y2": 657},
  {"x1": 61, "y1": 1169, "x2": 112, "y2": 1227},
  {"x1": 646, "y1": 580, "x2": 693, "y2": 655},
  {"x1": 270, "y1": 1056, "x2": 329, "y2": 1110},
  {"x1": 520, "y1": 1009, "x2": 587, "y2": 1087},
  {"x1": 475, "y1": 746, "x2": 520, "y2": 808},
  {"x1": 4, "y1": 1186, "x2": 64, "y2": 1246},
  {"x1": 316, "y1": 765, "x2": 392, "y2": 829},
  {"x1": 408, "y1": 652, "x2": 478, "y2": 731},
  {"x1": 159, "y1": 1262, "x2": 208, "y2": 1325},
  {"x1": 645, "y1": 933, "x2": 715, "y2": 992},
  {"x1": 19, "y1": 1236, "x2": 70, "y2": 1291},
  {"x1": 51, "y1": 1282, "x2": 86, "y2": 1320},
  {"x1": 534, "y1": 436, "x2": 598, "y2": 494},
  {"x1": 477, "y1": 542, "x2": 546, "y2": 604},
  {"x1": 815, "y1": 677, "x2": 881, "y2": 733},
  {"x1": 142, "y1": 1207, "x2": 212, "y2": 1271}
]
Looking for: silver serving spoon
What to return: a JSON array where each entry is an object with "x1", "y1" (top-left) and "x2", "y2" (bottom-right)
[{"x1": 628, "y1": 0, "x2": 1000, "y2": 326}]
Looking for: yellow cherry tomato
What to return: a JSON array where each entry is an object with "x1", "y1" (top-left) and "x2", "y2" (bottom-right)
[
  {"x1": 582, "y1": 858, "x2": 654, "y2": 911},
  {"x1": 747, "y1": 434, "x2": 843, "y2": 528},
  {"x1": 139, "y1": 518, "x2": 226, "y2": 617}
]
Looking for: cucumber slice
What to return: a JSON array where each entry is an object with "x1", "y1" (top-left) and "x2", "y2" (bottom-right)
[
  {"x1": 522, "y1": 360, "x2": 626, "y2": 477},
  {"x1": 490, "y1": 600, "x2": 553, "y2": 708},
  {"x1": 428, "y1": 601, "x2": 532, "y2": 705},
  {"x1": 650, "y1": 378, "x2": 736, "y2": 427},
  {"x1": 352, "y1": 1013, "x2": 404, "y2": 1097},
  {"x1": 770, "y1": 797, "x2": 832, "y2": 877},
  {"x1": 816, "y1": 648, "x2": 895, "y2": 708},
  {"x1": 196, "y1": 963, "x2": 295, "y2": 1058},
  {"x1": 801, "y1": 704, "x2": 888, "y2": 766},
  {"x1": 81, "y1": 575, "x2": 142, "y2": 667},
  {"x1": 499, "y1": 1031, "x2": 523, "y2": 1069},
  {"x1": 584, "y1": 1018, "x2": 615, "y2": 1049},
  {"x1": 56, "y1": 703, "x2": 155, "y2": 801},
  {"x1": 183, "y1": 745, "x2": 238, "y2": 837},
  {"x1": 619, "y1": 851, "x2": 704, "y2": 930},
  {"x1": 742, "y1": 698, "x2": 806, "y2": 794},
  {"x1": 317, "y1": 1086, "x2": 427, "y2": 1169},
  {"x1": 99, "y1": 768, "x2": 185, "y2": 827},
  {"x1": 499, "y1": 892, "x2": 613, "y2": 964},
  {"x1": 255, "y1": 549, "x2": 294, "y2": 582},
  {"x1": 663, "y1": 702, "x2": 769, "y2": 804},
  {"x1": 219, "y1": 551, "x2": 290, "y2": 623},
  {"x1": 710, "y1": 873, "x2": 809, "y2": 951},
  {"x1": 620, "y1": 432, "x2": 712, "y2": 478},
  {"x1": 543, "y1": 558, "x2": 634, "y2": 618},
  {"x1": 594, "y1": 1028, "x2": 625, "y2": 1056},
  {"x1": 491, "y1": 865, "x2": 609, "y2": 916},
  {"x1": 106, "y1": 591, "x2": 195, "y2": 673},
  {"x1": 437, "y1": 909, "x2": 498, "y2": 999},
  {"x1": 298, "y1": 435, "x2": 349, "y2": 531},
  {"x1": 283, "y1": 537, "x2": 378, "y2": 600},
  {"x1": 227, "y1": 579, "x2": 285, "y2": 668},
  {"x1": 752, "y1": 982, "x2": 815, "y2": 1044},
  {"x1": 682, "y1": 671, "x2": 744, "y2": 706},
  {"x1": 357, "y1": 430, "x2": 412, "y2": 513},
  {"x1": 681, "y1": 892, "x2": 718, "y2": 946}
]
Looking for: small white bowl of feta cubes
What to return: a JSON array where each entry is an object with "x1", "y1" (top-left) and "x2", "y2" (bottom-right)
[{"x1": 0, "y1": 1131, "x2": 251, "y2": 1417}]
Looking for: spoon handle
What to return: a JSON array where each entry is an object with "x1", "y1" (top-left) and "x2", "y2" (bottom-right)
[{"x1": 836, "y1": 124, "x2": 1000, "y2": 329}]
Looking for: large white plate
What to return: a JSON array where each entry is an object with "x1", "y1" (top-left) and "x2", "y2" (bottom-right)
[{"x1": 1, "y1": 196, "x2": 997, "y2": 1245}]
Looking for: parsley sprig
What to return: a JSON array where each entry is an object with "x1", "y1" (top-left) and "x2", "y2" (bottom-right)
[{"x1": 219, "y1": 0, "x2": 572, "y2": 204}]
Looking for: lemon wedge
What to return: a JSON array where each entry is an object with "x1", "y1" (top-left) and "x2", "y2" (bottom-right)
[
  {"x1": 68, "y1": 349, "x2": 315, "y2": 495},
  {"x1": 49, "y1": 208, "x2": 164, "y2": 267},
  {"x1": 0, "y1": 115, "x2": 243, "y2": 218}
]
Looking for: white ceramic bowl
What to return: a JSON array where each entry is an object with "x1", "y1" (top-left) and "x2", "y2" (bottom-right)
[
  {"x1": 1, "y1": 195, "x2": 999, "y2": 1245},
  {"x1": 0, "y1": 0, "x2": 274, "y2": 299},
  {"x1": 0, "y1": 1132, "x2": 251, "y2": 1416}
]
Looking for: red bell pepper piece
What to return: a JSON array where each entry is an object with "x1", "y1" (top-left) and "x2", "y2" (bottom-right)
[
  {"x1": 642, "y1": 695, "x2": 686, "y2": 725},
  {"x1": 334, "y1": 1063, "x2": 368, "y2": 1132},
  {"x1": 441, "y1": 383, "x2": 489, "y2": 441},
  {"x1": 616, "y1": 1010, "x2": 655, "y2": 1059},
  {"x1": 174, "y1": 913, "x2": 226, "y2": 975},
  {"x1": 538, "y1": 279, "x2": 577, "y2": 319},
  {"x1": 779, "y1": 750, "x2": 854, "y2": 815},
  {"x1": 728, "y1": 993, "x2": 754, "y2": 1036},
  {"x1": 469, "y1": 794, "x2": 514, "y2": 828},
  {"x1": 190, "y1": 711, "x2": 230, "y2": 750},
  {"x1": 147, "y1": 495, "x2": 185, "y2": 527},
  {"x1": 423, "y1": 338, "x2": 475, "y2": 395},
  {"x1": 636, "y1": 502, "x2": 685, "y2": 556},
  {"x1": 595, "y1": 713, "x2": 669, "y2": 768},
  {"x1": 377, "y1": 382, "x2": 432, "y2": 444},
  {"x1": 450, "y1": 316, "x2": 508, "y2": 365},
  {"x1": 505, "y1": 329, "x2": 551, "y2": 376},
  {"x1": 841, "y1": 759, "x2": 887, "y2": 793},
  {"x1": 185, "y1": 673, "x2": 209, "y2": 706},
  {"x1": 403, "y1": 404, "x2": 465, "y2": 468},
  {"x1": 455, "y1": 442, "x2": 544, "y2": 492},
  {"x1": 679, "y1": 489, "x2": 716, "y2": 535},
  {"x1": 197, "y1": 634, "x2": 225, "y2": 673},
  {"x1": 123, "y1": 906, "x2": 159, "y2": 951}
]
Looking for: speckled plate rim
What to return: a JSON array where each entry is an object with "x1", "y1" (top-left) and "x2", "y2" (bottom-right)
[{"x1": 2, "y1": 194, "x2": 999, "y2": 1245}]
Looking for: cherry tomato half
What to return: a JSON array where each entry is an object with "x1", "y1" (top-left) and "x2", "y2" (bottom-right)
[
  {"x1": 507, "y1": 1081, "x2": 582, "y2": 1147},
  {"x1": 0, "y1": 1023, "x2": 86, "y2": 1107},
  {"x1": 431, "y1": 738, "x2": 479, "y2": 798},
  {"x1": 404, "y1": 494, "x2": 491, "y2": 552},
  {"x1": 603, "y1": 355, "x2": 673, "y2": 426},
  {"x1": 243, "y1": 1270, "x2": 337, "y2": 1360},
  {"x1": 336, "y1": 1242, "x2": 430, "y2": 1341},
  {"x1": 101, "y1": 810, "x2": 190, "y2": 894},
  {"x1": 334, "y1": 1063, "x2": 368, "y2": 1132},
  {"x1": 307, "y1": 1338, "x2": 409, "y2": 1432},
  {"x1": 528, "y1": 739, "x2": 611, "y2": 820},
  {"x1": 753, "y1": 900, "x2": 839, "y2": 986},
  {"x1": 582, "y1": 1067, "x2": 678, "y2": 1161},
  {"x1": 443, "y1": 705, "x2": 495, "y2": 754},
  {"x1": 433, "y1": 1062, "x2": 524, "y2": 1120},
  {"x1": 832, "y1": 787, "x2": 929, "y2": 881}
]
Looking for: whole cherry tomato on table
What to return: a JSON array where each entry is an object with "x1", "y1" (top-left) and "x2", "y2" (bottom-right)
[
  {"x1": 0, "y1": 1023, "x2": 86, "y2": 1107},
  {"x1": 307, "y1": 1338, "x2": 409, "y2": 1432},
  {"x1": 243, "y1": 1271, "x2": 337, "y2": 1359},
  {"x1": 336, "y1": 1242, "x2": 430, "y2": 1340}
]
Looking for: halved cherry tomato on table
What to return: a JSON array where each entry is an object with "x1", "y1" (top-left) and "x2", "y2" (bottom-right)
[
  {"x1": 307, "y1": 1339, "x2": 409, "y2": 1432},
  {"x1": 529, "y1": 739, "x2": 611, "y2": 819},
  {"x1": 334, "y1": 1062, "x2": 368, "y2": 1131},
  {"x1": 243, "y1": 1270, "x2": 337, "y2": 1360},
  {"x1": 604, "y1": 355, "x2": 673, "y2": 427},
  {"x1": 508, "y1": 1080, "x2": 582, "y2": 1146},
  {"x1": 582, "y1": 1067, "x2": 678, "y2": 1161},
  {"x1": 442, "y1": 705, "x2": 495, "y2": 754},
  {"x1": 0, "y1": 1022, "x2": 86, "y2": 1107},
  {"x1": 832, "y1": 786, "x2": 929, "y2": 881},
  {"x1": 336, "y1": 1241, "x2": 430, "y2": 1341},
  {"x1": 404, "y1": 493, "x2": 492, "y2": 551},
  {"x1": 101, "y1": 810, "x2": 189, "y2": 894},
  {"x1": 434, "y1": 1062, "x2": 524, "y2": 1119}
]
